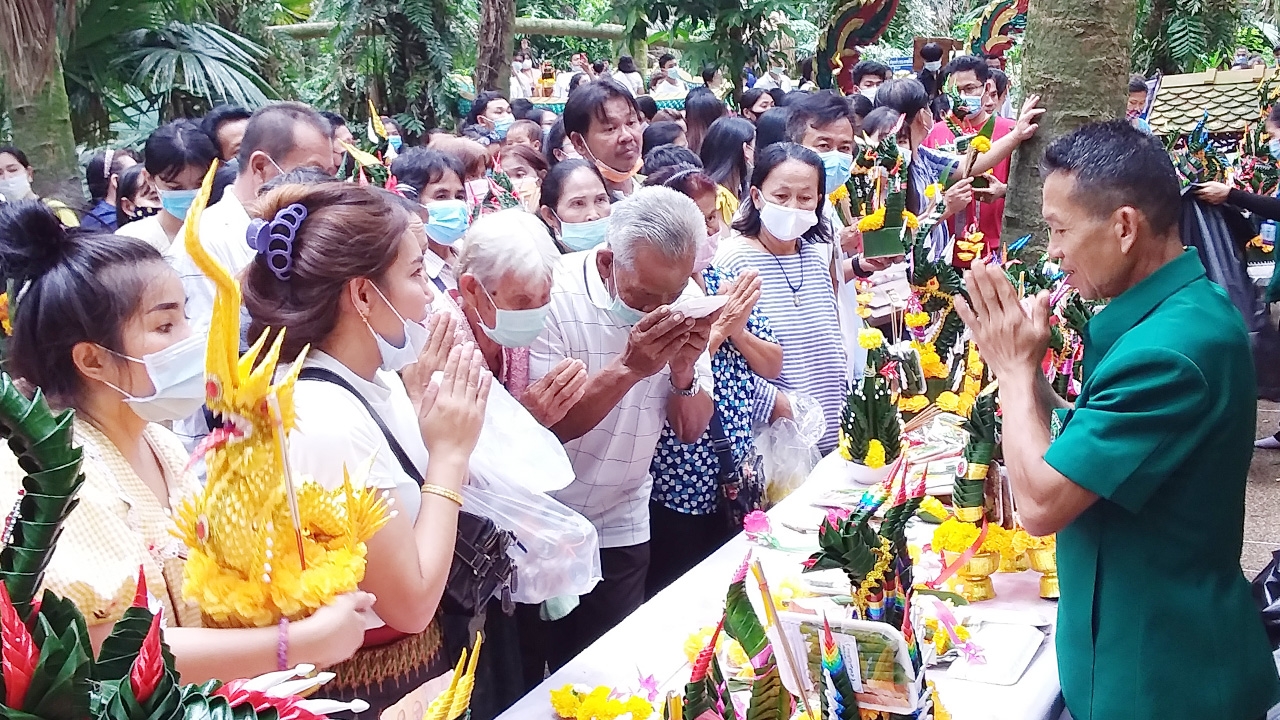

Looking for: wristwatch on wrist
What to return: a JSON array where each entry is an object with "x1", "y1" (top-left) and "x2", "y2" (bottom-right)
[{"x1": 669, "y1": 368, "x2": 700, "y2": 397}]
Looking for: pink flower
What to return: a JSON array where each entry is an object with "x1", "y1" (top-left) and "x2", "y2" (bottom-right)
[
  {"x1": 826, "y1": 507, "x2": 851, "y2": 526},
  {"x1": 742, "y1": 510, "x2": 771, "y2": 537},
  {"x1": 802, "y1": 557, "x2": 818, "y2": 570}
]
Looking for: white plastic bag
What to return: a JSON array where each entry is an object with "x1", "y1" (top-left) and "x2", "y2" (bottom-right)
[
  {"x1": 458, "y1": 377, "x2": 575, "y2": 493},
  {"x1": 462, "y1": 474, "x2": 602, "y2": 604},
  {"x1": 756, "y1": 393, "x2": 823, "y2": 507}
]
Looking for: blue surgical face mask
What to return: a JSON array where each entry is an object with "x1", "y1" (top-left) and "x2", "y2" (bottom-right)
[
  {"x1": 493, "y1": 116, "x2": 515, "y2": 139},
  {"x1": 159, "y1": 189, "x2": 198, "y2": 222},
  {"x1": 423, "y1": 199, "x2": 471, "y2": 245},
  {"x1": 388, "y1": 135, "x2": 403, "y2": 151},
  {"x1": 1268, "y1": 138, "x2": 1280, "y2": 157},
  {"x1": 608, "y1": 266, "x2": 646, "y2": 326},
  {"x1": 556, "y1": 213, "x2": 611, "y2": 252},
  {"x1": 818, "y1": 150, "x2": 854, "y2": 192},
  {"x1": 477, "y1": 283, "x2": 550, "y2": 348},
  {"x1": 958, "y1": 94, "x2": 983, "y2": 114}
]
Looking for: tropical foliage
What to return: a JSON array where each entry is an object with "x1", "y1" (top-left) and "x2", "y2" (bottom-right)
[{"x1": 311, "y1": 0, "x2": 467, "y2": 136}]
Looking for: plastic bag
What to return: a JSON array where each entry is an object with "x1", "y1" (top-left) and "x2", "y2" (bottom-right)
[
  {"x1": 462, "y1": 473, "x2": 602, "y2": 605},
  {"x1": 755, "y1": 393, "x2": 823, "y2": 507},
  {"x1": 465, "y1": 379, "x2": 575, "y2": 493}
]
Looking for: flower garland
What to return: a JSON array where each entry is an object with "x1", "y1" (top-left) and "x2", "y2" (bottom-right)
[
  {"x1": 858, "y1": 327, "x2": 886, "y2": 350},
  {"x1": 857, "y1": 206, "x2": 886, "y2": 232},
  {"x1": 1011, "y1": 529, "x2": 1057, "y2": 555},
  {"x1": 898, "y1": 394, "x2": 929, "y2": 413},
  {"x1": 0, "y1": 292, "x2": 10, "y2": 335},
  {"x1": 911, "y1": 340, "x2": 949, "y2": 379},
  {"x1": 549, "y1": 685, "x2": 654, "y2": 720},
  {"x1": 970, "y1": 135, "x2": 992, "y2": 153},
  {"x1": 931, "y1": 517, "x2": 1012, "y2": 557}
]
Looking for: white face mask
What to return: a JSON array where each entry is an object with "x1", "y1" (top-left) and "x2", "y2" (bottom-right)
[
  {"x1": 366, "y1": 283, "x2": 430, "y2": 372},
  {"x1": 0, "y1": 174, "x2": 32, "y2": 202},
  {"x1": 860, "y1": 85, "x2": 879, "y2": 102},
  {"x1": 924, "y1": 61, "x2": 942, "y2": 72},
  {"x1": 103, "y1": 332, "x2": 208, "y2": 424},
  {"x1": 758, "y1": 201, "x2": 818, "y2": 242}
]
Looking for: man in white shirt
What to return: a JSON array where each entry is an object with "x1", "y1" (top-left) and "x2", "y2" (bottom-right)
[
  {"x1": 529, "y1": 186, "x2": 716, "y2": 668},
  {"x1": 168, "y1": 101, "x2": 336, "y2": 332},
  {"x1": 752, "y1": 66, "x2": 793, "y2": 92}
]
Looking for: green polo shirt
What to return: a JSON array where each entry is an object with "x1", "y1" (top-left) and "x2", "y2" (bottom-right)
[{"x1": 1043, "y1": 248, "x2": 1280, "y2": 720}]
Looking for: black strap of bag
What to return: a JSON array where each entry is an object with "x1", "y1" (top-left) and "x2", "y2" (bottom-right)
[
  {"x1": 298, "y1": 367, "x2": 516, "y2": 617},
  {"x1": 708, "y1": 409, "x2": 762, "y2": 532}
]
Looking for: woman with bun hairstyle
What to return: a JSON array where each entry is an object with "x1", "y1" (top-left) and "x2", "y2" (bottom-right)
[
  {"x1": 241, "y1": 183, "x2": 490, "y2": 717},
  {"x1": 0, "y1": 200, "x2": 374, "y2": 683}
]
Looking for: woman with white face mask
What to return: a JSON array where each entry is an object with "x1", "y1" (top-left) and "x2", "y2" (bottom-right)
[
  {"x1": 716, "y1": 143, "x2": 847, "y2": 454},
  {"x1": 0, "y1": 145, "x2": 81, "y2": 228},
  {"x1": 242, "y1": 183, "x2": 490, "y2": 717},
  {"x1": 640, "y1": 165, "x2": 782, "y2": 596},
  {"x1": 0, "y1": 200, "x2": 374, "y2": 684},
  {"x1": 537, "y1": 159, "x2": 613, "y2": 253}
]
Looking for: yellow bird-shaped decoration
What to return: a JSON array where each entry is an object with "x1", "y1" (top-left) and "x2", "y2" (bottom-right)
[
  {"x1": 171, "y1": 163, "x2": 391, "y2": 628},
  {"x1": 423, "y1": 633, "x2": 483, "y2": 720}
]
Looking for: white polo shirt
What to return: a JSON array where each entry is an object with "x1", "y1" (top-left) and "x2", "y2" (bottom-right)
[
  {"x1": 167, "y1": 191, "x2": 253, "y2": 332},
  {"x1": 529, "y1": 248, "x2": 713, "y2": 549}
]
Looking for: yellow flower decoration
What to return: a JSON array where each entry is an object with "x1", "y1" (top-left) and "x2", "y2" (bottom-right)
[
  {"x1": 864, "y1": 438, "x2": 887, "y2": 468},
  {"x1": 0, "y1": 293, "x2": 10, "y2": 335},
  {"x1": 919, "y1": 494, "x2": 948, "y2": 519},
  {"x1": 829, "y1": 184, "x2": 850, "y2": 203},
  {"x1": 965, "y1": 231, "x2": 985, "y2": 246},
  {"x1": 898, "y1": 394, "x2": 929, "y2": 413},
  {"x1": 905, "y1": 311, "x2": 930, "y2": 328},
  {"x1": 550, "y1": 686, "x2": 579, "y2": 718},
  {"x1": 903, "y1": 210, "x2": 919, "y2": 230},
  {"x1": 924, "y1": 182, "x2": 944, "y2": 199},
  {"x1": 956, "y1": 391, "x2": 976, "y2": 417},
  {"x1": 858, "y1": 327, "x2": 885, "y2": 350},
  {"x1": 932, "y1": 518, "x2": 1012, "y2": 555},
  {"x1": 622, "y1": 697, "x2": 654, "y2": 719},
  {"x1": 971, "y1": 135, "x2": 992, "y2": 153},
  {"x1": 1011, "y1": 529, "x2": 1057, "y2": 554},
  {"x1": 857, "y1": 206, "x2": 886, "y2": 232},
  {"x1": 926, "y1": 277, "x2": 940, "y2": 291},
  {"x1": 837, "y1": 428, "x2": 854, "y2": 462},
  {"x1": 935, "y1": 391, "x2": 961, "y2": 414},
  {"x1": 683, "y1": 625, "x2": 723, "y2": 664}
]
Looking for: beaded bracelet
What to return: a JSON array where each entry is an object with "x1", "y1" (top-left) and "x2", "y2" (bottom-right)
[
  {"x1": 277, "y1": 617, "x2": 289, "y2": 671},
  {"x1": 421, "y1": 484, "x2": 463, "y2": 507}
]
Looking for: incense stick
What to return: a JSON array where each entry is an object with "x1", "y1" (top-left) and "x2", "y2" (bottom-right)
[
  {"x1": 268, "y1": 393, "x2": 307, "y2": 571},
  {"x1": 749, "y1": 559, "x2": 815, "y2": 719}
]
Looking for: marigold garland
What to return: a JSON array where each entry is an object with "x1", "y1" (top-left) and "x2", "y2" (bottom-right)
[
  {"x1": 549, "y1": 685, "x2": 653, "y2": 720},
  {"x1": 905, "y1": 311, "x2": 930, "y2": 328},
  {"x1": 858, "y1": 327, "x2": 886, "y2": 350},
  {"x1": 903, "y1": 210, "x2": 919, "y2": 230},
  {"x1": 971, "y1": 135, "x2": 992, "y2": 153},
  {"x1": 1011, "y1": 529, "x2": 1057, "y2": 555},
  {"x1": 932, "y1": 518, "x2": 1012, "y2": 556},
  {"x1": 830, "y1": 184, "x2": 850, "y2": 203},
  {"x1": 936, "y1": 391, "x2": 961, "y2": 414},
  {"x1": 898, "y1": 394, "x2": 929, "y2": 413},
  {"x1": 0, "y1": 292, "x2": 9, "y2": 335},
  {"x1": 857, "y1": 206, "x2": 886, "y2": 232}
]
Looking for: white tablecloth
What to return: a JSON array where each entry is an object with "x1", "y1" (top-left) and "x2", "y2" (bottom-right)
[{"x1": 498, "y1": 453, "x2": 1064, "y2": 720}]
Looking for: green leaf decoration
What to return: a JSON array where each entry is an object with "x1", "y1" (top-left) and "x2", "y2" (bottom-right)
[
  {"x1": 723, "y1": 580, "x2": 768, "y2": 661},
  {"x1": 838, "y1": 376, "x2": 902, "y2": 466},
  {"x1": 744, "y1": 664, "x2": 789, "y2": 720},
  {"x1": 804, "y1": 517, "x2": 880, "y2": 589},
  {"x1": 93, "y1": 607, "x2": 175, "y2": 684}
]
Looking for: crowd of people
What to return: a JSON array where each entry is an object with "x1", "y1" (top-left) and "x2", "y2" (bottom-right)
[{"x1": 1, "y1": 41, "x2": 1277, "y2": 720}]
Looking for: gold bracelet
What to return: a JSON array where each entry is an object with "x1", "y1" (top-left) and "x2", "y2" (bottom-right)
[{"x1": 421, "y1": 484, "x2": 463, "y2": 507}]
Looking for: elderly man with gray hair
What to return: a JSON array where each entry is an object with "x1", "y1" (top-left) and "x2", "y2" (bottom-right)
[{"x1": 527, "y1": 185, "x2": 717, "y2": 672}]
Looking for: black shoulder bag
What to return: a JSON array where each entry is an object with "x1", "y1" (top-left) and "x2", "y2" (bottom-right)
[
  {"x1": 298, "y1": 368, "x2": 516, "y2": 617},
  {"x1": 709, "y1": 410, "x2": 764, "y2": 533}
]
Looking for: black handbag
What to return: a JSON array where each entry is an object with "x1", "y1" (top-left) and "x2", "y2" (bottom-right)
[
  {"x1": 708, "y1": 410, "x2": 764, "y2": 532},
  {"x1": 297, "y1": 368, "x2": 516, "y2": 618},
  {"x1": 1252, "y1": 548, "x2": 1280, "y2": 651}
]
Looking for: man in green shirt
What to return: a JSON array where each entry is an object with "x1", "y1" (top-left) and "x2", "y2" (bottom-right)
[{"x1": 955, "y1": 121, "x2": 1280, "y2": 719}]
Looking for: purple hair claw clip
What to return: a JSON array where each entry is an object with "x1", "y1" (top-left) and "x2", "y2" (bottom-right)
[{"x1": 247, "y1": 203, "x2": 307, "y2": 281}]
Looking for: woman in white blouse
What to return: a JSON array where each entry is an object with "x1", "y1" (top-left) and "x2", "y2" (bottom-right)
[{"x1": 242, "y1": 182, "x2": 489, "y2": 718}]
